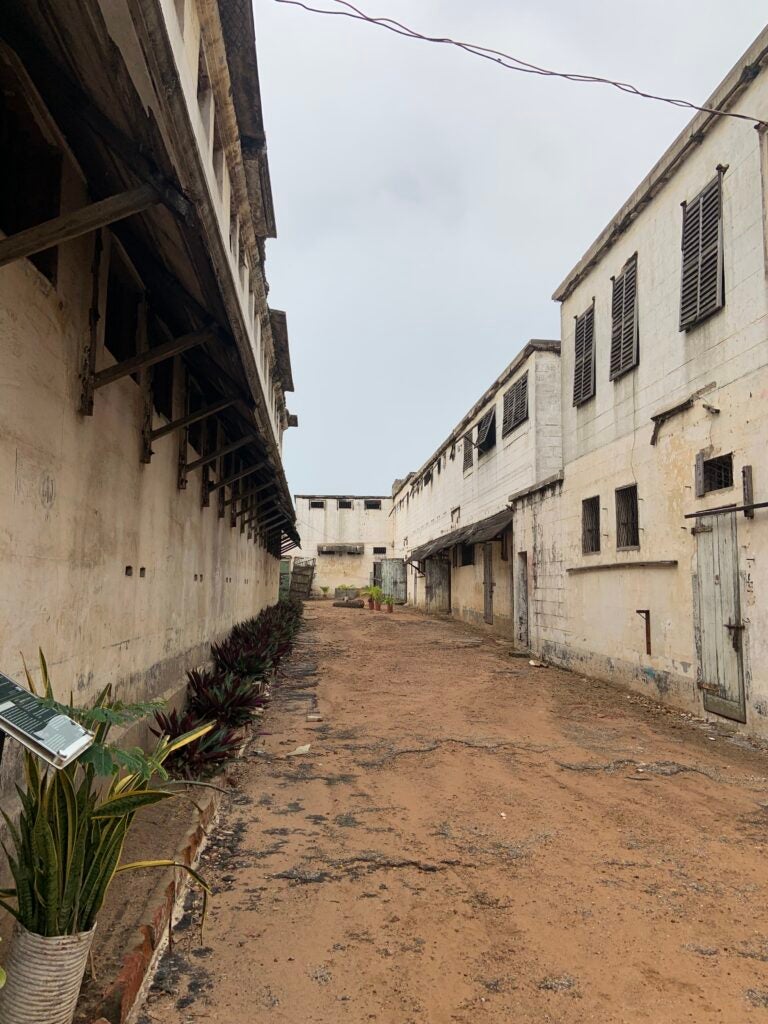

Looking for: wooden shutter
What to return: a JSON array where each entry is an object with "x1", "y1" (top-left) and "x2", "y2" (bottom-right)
[
  {"x1": 462, "y1": 431, "x2": 473, "y2": 471},
  {"x1": 694, "y1": 452, "x2": 705, "y2": 498},
  {"x1": 680, "y1": 175, "x2": 723, "y2": 331},
  {"x1": 476, "y1": 408, "x2": 496, "y2": 452},
  {"x1": 573, "y1": 306, "x2": 595, "y2": 406},
  {"x1": 502, "y1": 373, "x2": 529, "y2": 436},
  {"x1": 609, "y1": 256, "x2": 638, "y2": 380}
]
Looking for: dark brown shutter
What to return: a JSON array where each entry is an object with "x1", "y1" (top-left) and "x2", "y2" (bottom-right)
[
  {"x1": 502, "y1": 373, "x2": 529, "y2": 436},
  {"x1": 462, "y1": 431, "x2": 473, "y2": 471},
  {"x1": 573, "y1": 306, "x2": 595, "y2": 406},
  {"x1": 609, "y1": 256, "x2": 638, "y2": 380},
  {"x1": 694, "y1": 452, "x2": 705, "y2": 498},
  {"x1": 680, "y1": 175, "x2": 723, "y2": 331}
]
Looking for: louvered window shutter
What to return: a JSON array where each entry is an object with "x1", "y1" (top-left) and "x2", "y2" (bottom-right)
[
  {"x1": 477, "y1": 409, "x2": 495, "y2": 446},
  {"x1": 694, "y1": 452, "x2": 705, "y2": 498},
  {"x1": 609, "y1": 257, "x2": 638, "y2": 380},
  {"x1": 502, "y1": 374, "x2": 529, "y2": 437},
  {"x1": 463, "y1": 431, "x2": 473, "y2": 471},
  {"x1": 573, "y1": 306, "x2": 595, "y2": 406},
  {"x1": 680, "y1": 175, "x2": 724, "y2": 331}
]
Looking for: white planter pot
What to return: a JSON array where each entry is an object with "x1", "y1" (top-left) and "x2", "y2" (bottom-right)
[{"x1": 0, "y1": 921, "x2": 95, "y2": 1024}]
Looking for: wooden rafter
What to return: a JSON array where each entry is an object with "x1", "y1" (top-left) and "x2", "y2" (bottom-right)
[
  {"x1": 223, "y1": 481, "x2": 274, "y2": 507},
  {"x1": 93, "y1": 326, "x2": 214, "y2": 390},
  {"x1": 207, "y1": 462, "x2": 267, "y2": 494},
  {"x1": 185, "y1": 434, "x2": 257, "y2": 473},
  {"x1": 0, "y1": 185, "x2": 158, "y2": 269},
  {"x1": 150, "y1": 398, "x2": 235, "y2": 441}
]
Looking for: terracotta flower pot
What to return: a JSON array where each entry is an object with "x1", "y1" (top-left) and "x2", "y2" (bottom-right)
[
  {"x1": 386, "y1": 604, "x2": 393, "y2": 613},
  {"x1": 367, "y1": 598, "x2": 374, "y2": 610},
  {"x1": 0, "y1": 921, "x2": 96, "y2": 1024},
  {"x1": 374, "y1": 601, "x2": 382, "y2": 611}
]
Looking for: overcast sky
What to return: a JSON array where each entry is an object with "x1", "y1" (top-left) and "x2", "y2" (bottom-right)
[{"x1": 254, "y1": 1, "x2": 766, "y2": 498}]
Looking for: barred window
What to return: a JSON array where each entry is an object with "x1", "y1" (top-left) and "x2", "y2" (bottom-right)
[
  {"x1": 502, "y1": 373, "x2": 528, "y2": 437},
  {"x1": 573, "y1": 305, "x2": 595, "y2": 406},
  {"x1": 696, "y1": 452, "x2": 733, "y2": 496},
  {"x1": 460, "y1": 543, "x2": 475, "y2": 566},
  {"x1": 582, "y1": 496, "x2": 600, "y2": 553},
  {"x1": 680, "y1": 175, "x2": 724, "y2": 331},
  {"x1": 373, "y1": 546, "x2": 387, "y2": 554},
  {"x1": 609, "y1": 255, "x2": 639, "y2": 380},
  {"x1": 309, "y1": 500, "x2": 325, "y2": 509},
  {"x1": 463, "y1": 431, "x2": 473, "y2": 471},
  {"x1": 615, "y1": 485, "x2": 639, "y2": 548},
  {"x1": 364, "y1": 499, "x2": 382, "y2": 510},
  {"x1": 338, "y1": 499, "x2": 353, "y2": 509}
]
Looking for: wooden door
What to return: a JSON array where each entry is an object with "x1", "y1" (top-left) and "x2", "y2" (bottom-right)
[
  {"x1": 516, "y1": 551, "x2": 529, "y2": 647},
  {"x1": 425, "y1": 557, "x2": 451, "y2": 613},
  {"x1": 483, "y1": 543, "x2": 494, "y2": 624},
  {"x1": 381, "y1": 559, "x2": 407, "y2": 603},
  {"x1": 694, "y1": 513, "x2": 746, "y2": 722}
]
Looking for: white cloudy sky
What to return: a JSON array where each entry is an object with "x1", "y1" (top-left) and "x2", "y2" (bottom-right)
[{"x1": 254, "y1": 1, "x2": 766, "y2": 496}]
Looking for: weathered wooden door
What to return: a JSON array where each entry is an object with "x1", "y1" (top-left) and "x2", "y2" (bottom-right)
[
  {"x1": 694, "y1": 513, "x2": 746, "y2": 722},
  {"x1": 483, "y1": 543, "x2": 494, "y2": 624},
  {"x1": 425, "y1": 556, "x2": 451, "y2": 613},
  {"x1": 380, "y1": 558, "x2": 407, "y2": 603},
  {"x1": 516, "y1": 551, "x2": 529, "y2": 647}
]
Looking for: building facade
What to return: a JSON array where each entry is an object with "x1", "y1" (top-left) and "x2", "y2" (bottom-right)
[
  {"x1": 0, "y1": 0, "x2": 299, "y2": 796},
  {"x1": 295, "y1": 495, "x2": 393, "y2": 593}
]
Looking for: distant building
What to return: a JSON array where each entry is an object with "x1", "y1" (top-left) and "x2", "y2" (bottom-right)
[
  {"x1": 295, "y1": 495, "x2": 393, "y2": 594},
  {"x1": 0, "y1": 0, "x2": 299, "y2": 792}
]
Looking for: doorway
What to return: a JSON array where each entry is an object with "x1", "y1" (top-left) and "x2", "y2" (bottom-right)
[
  {"x1": 516, "y1": 551, "x2": 529, "y2": 647},
  {"x1": 694, "y1": 513, "x2": 746, "y2": 722},
  {"x1": 425, "y1": 556, "x2": 451, "y2": 613}
]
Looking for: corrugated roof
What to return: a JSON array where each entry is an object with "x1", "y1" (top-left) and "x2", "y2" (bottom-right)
[{"x1": 410, "y1": 507, "x2": 514, "y2": 561}]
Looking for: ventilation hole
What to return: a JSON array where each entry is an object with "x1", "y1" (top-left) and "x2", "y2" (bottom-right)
[
  {"x1": 139, "y1": 567, "x2": 146, "y2": 578},
  {"x1": 125, "y1": 566, "x2": 133, "y2": 577}
]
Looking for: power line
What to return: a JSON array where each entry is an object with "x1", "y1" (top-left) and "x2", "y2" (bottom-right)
[{"x1": 272, "y1": 0, "x2": 767, "y2": 128}]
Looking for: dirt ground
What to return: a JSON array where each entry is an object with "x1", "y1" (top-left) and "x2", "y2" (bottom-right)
[{"x1": 138, "y1": 603, "x2": 768, "y2": 1024}]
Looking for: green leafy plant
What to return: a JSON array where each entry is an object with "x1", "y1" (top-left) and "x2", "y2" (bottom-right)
[
  {"x1": 151, "y1": 709, "x2": 240, "y2": 780},
  {"x1": 320, "y1": 586, "x2": 330, "y2": 597},
  {"x1": 0, "y1": 653, "x2": 212, "y2": 937},
  {"x1": 363, "y1": 585, "x2": 384, "y2": 602},
  {"x1": 186, "y1": 669, "x2": 267, "y2": 728},
  {"x1": 383, "y1": 594, "x2": 395, "y2": 607}
]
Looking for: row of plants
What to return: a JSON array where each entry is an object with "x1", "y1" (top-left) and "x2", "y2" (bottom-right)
[
  {"x1": 362, "y1": 585, "x2": 396, "y2": 611},
  {"x1": 0, "y1": 598, "x2": 303, "y2": 1024}
]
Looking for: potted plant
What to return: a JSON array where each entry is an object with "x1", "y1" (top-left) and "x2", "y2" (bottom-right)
[
  {"x1": 320, "y1": 586, "x2": 330, "y2": 600},
  {"x1": 0, "y1": 653, "x2": 211, "y2": 1024},
  {"x1": 361, "y1": 585, "x2": 375, "y2": 610},
  {"x1": 368, "y1": 585, "x2": 384, "y2": 611},
  {"x1": 383, "y1": 594, "x2": 395, "y2": 613}
]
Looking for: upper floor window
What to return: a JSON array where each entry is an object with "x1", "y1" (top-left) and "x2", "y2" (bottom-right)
[
  {"x1": 364, "y1": 499, "x2": 382, "y2": 510},
  {"x1": 573, "y1": 305, "x2": 595, "y2": 406},
  {"x1": 680, "y1": 173, "x2": 724, "y2": 331},
  {"x1": 462, "y1": 432, "x2": 473, "y2": 471},
  {"x1": 338, "y1": 499, "x2": 353, "y2": 509},
  {"x1": 609, "y1": 255, "x2": 638, "y2": 380},
  {"x1": 309, "y1": 500, "x2": 325, "y2": 509},
  {"x1": 373, "y1": 546, "x2": 387, "y2": 554},
  {"x1": 502, "y1": 373, "x2": 528, "y2": 437},
  {"x1": 615, "y1": 484, "x2": 639, "y2": 549},
  {"x1": 477, "y1": 408, "x2": 496, "y2": 454}
]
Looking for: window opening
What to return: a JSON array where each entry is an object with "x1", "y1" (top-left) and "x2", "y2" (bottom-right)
[
  {"x1": 582, "y1": 496, "x2": 600, "y2": 553},
  {"x1": 616, "y1": 485, "x2": 639, "y2": 548}
]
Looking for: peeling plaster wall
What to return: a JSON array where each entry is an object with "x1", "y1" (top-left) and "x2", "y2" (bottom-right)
[
  {"x1": 0, "y1": 217, "x2": 281, "y2": 800},
  {"x1": 553, "y1": 65, "x2": 768, "y2": 736}
]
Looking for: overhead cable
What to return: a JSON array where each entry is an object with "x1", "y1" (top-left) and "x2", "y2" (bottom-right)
[{"x1": 272, "y1": 0, "x2": 767, "y2": 129}]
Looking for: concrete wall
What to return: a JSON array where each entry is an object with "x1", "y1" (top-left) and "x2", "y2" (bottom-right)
[
  {"x1": 548, "y1": 53, "x2": 768, "y2": 735},
  {"x1": 295, "y1": 496, "x2": 393, "y2": 592}
]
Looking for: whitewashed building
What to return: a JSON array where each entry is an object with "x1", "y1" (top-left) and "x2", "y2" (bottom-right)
[{"x1": 295, "y1": 494, "x2": 393, "y2": 594}]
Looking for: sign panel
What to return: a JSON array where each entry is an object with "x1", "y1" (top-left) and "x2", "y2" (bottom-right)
[{"x1": 0, "y1": 672, "x2": 93, "y2": 768}]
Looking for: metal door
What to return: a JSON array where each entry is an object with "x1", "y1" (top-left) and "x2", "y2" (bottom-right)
[
  {"x1": 483, "y1": 543, "x2": 494, "y2": 624},
  {"x1": 425, "y1": 556, "x2": 451, "y2": 613},
  {"x1": 694, "y1": 513, "x2": 746, "y2": 722},
  {"x1": 516, "y1": 551, "x2": 529, "y2": 647},
  {"x1": 380, "y1": 558, "x2": 407, "y2": 603}
]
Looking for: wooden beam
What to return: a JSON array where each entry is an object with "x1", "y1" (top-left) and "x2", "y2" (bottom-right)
[
  {"x1": 93, "y1": 326, "x2": 214, "y2": 390},
  {"x1": 223, "y1": 481, "x2": 274, "y2": 508},
  {"x1": 208, "y1": 462, "x2": 267, "y2": 495},
  {"x1": 138, "y1": 301, "x2": 153, "y2": 463},
  {"x1": 79, "y1": 230, "x2": 111, "y2": 415},
  {"x1": 185, "y1": 435, "x2": 257, "y2": 473},
  {"x1": 0, "y1": 185, "x2": 158, "y2": 269},
  {"x1": 151, "y1": 398, "x2": 234, "y2": 441}
]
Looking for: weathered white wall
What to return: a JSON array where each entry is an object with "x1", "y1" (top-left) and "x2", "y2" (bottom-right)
[
  {"x1": 550, "y1": 54, "x2": 768, "y2": 734},
  {"x1": 295, "y1": 496, "x2": 393, "y2": 592},
  {"x1": 392, "y1": 346, "x2": 561, "y2": 634}
]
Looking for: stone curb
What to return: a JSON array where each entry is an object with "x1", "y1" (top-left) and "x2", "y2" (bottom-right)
[{"x1": 90, "y1": 787, "x2": 222, "y2": 1024}]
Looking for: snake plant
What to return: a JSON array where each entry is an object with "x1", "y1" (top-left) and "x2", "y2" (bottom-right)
[{"x1": 0, "y1": 652, "x2": 211, "y2": 937}]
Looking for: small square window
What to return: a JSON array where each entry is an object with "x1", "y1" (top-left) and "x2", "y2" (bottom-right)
[
  {"x1": 460, "y1": 543, "x2": 475, "y2": 567},
  {"x1": 309, "y1": 500, "x2": 325, "y2": 509},
  {"x1": 373, "y1": 546, "x2": 387, "y2": 554},
  {"x1": 364, "y1": 499, "x2": 382, "y2": 510},
  {"x1": 697, "y1": 453, "x2": 733, "y2": 495},
  {"x1": 338, "y1": 499, "x2": 353, "y2": 509},
  {"x1": 615, "y1": 485, "x2": 639, "y2": 549},
  {"x1": 582, "y1": 496, "x2": 600, "y2": 553}
]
